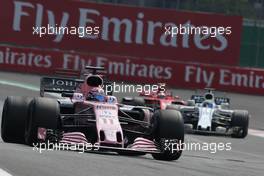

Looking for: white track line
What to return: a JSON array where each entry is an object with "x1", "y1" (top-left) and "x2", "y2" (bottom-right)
[
  {"x1": 248, "y1": 129, "x2": 264, "y2": 138},
  {"x1": 0, "y1": 168, "x2": 12, "y2": 176},
  {"x1": 0, "y1": 79, "x2": 61, "y2": 98}
]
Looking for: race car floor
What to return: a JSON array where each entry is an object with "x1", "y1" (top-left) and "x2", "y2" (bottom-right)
[{"x1": 0, "y1": 72, "x2": 263, "y2": 176}]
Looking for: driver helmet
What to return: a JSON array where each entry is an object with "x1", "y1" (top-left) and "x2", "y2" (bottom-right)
[{"x1": 87, "y1": 87, "x2": 105, "y2": 102}]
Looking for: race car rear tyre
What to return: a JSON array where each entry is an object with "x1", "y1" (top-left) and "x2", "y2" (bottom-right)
[
  {"x1": 25, "y1": 98, "x2": 60, "y2": 145},
  {"x1": 121, "y1": 97, "x2": 145, "y2": 106},
  {"x1": 151, "y1": 110, "x2": 184, "y2": 161},
  {"x1": 1, "y1": 96, "x2": 32, "y2": 144},
  {"x1": 231, "y1": 110, "x2": 249, "y2": 138}
]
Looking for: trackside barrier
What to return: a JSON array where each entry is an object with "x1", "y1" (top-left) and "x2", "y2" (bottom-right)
[{"x1": 0, "y1": 45, "x2": 263, "y2": 95}]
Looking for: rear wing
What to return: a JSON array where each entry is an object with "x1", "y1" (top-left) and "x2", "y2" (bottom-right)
[
  {"x1": 40, "y1": 66, "x2": 113, "y2": 97},
  {"x1": 191, "y1": 95, "x2": 230, "y2": 105},
  {"x1": 40, "y1": 76, "x2": 113, "y2": 97},
  {"x1": 40, "y1": 77, "x2": 83, "y2": 97}
]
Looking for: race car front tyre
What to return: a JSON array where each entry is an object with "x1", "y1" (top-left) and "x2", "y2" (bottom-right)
[
  {"x1": 25, "y1": 98, "x2": 60, "y2": 145},
  {"x1": 1, "y1": 96, "x2": 32, "y2": 144},
  {"x1": 231, "y1": 110, "x2": 249, "y2": 138},
  {"x1": 151, "y1": 110, "x2": 184, "y2": 161}
]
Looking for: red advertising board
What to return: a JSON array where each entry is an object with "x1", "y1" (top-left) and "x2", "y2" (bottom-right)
[
  {"x1": 0, "y1": 0, "x2": 242, "y2": 65},
  {"x1": 1, "y1": 45, "x2": 264, "y2": 95}
]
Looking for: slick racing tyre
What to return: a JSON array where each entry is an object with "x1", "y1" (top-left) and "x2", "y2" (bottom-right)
[
  {"x1": 121, "y1": 97, "x2": 145, "y2": 106},
  {"x1": 231, "y1": 110, "x2": 249, "y2": 138},
  {"x1": 1, "y1": 96, "x2": 32, "y2": 144},
  {"x1": 151, "y1": 110, "x2": 184, "y2": 161},
  {"x1": 25, "y1": 98, "x2": 60, "y2": 145}
]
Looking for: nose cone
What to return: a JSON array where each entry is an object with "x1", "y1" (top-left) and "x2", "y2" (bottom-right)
[{"x1": 197, "y1": 107, "x2": 214, "y2": 131}]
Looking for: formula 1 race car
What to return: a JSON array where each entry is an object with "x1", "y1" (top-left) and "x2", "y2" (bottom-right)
[
  {"x1": 1, "y1": 66, "x2": 184, "y2": 161},
  {"x1": 121, "y1": 84, "x2": 186, "y2": 110},
  {"x1": 166, "y1": 88, "x2": 250, "y2": 138}
]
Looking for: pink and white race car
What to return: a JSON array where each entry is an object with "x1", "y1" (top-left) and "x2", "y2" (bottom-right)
[{"x1": 1, "y1": 66, "x2": 184, "y2": 161}]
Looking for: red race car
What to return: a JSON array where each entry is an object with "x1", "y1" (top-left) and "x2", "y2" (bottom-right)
[{"x1": 121, "y1": 84, "x2": 186, "y2": 110}]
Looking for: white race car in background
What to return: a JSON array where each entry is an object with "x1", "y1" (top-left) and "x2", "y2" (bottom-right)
[{"x1": 167, "y1": 89, "x2": 250, "y2": 138}]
